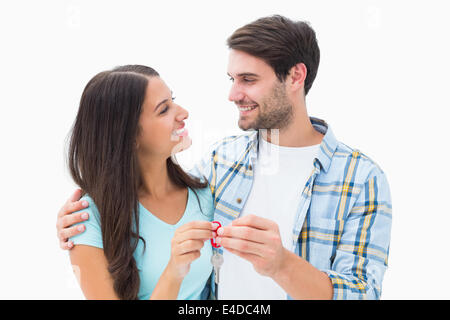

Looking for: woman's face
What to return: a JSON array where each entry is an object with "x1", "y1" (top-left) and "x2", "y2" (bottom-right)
[{"x1": 136, "y1": 77, "x2": 191, "y2": 159}]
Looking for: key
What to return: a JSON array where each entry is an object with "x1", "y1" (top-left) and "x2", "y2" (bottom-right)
[{"x1": 211, "y1": 251, "x2": 224, "y2": 285}]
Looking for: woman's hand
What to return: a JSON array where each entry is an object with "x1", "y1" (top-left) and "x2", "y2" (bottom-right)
[
  {"x1": 167, "y1": 220, "x2": 215, "y2": 281},
  {"x1": 150, "y1": 220, "x2": 215, "y2": 299}
]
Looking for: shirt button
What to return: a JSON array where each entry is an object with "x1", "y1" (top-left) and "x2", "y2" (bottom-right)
[{"x1": 236, "y1": 198, "x2": 242, "y2": 204}]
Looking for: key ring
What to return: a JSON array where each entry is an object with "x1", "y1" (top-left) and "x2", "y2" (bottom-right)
[{"x1": 211, "y1": 221, "x2": 221, "y2": 248}]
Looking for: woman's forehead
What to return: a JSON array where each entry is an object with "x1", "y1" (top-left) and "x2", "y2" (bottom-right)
[{"x1": 143, "y1": 77, "x2": 172, "y2": 109}]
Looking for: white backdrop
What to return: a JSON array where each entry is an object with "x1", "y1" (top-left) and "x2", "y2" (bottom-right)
[{"x1": 1, "y1": 0, "x2": 449, "y2": 299}]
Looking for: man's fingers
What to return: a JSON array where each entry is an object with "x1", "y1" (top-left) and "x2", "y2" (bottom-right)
[
  {"x1": 58, "y1": 225, "x2": 85, "y2": 242},
  {"x1": 58, "y1": 199, "x2": 89, "y2": 218},
  {"x1": 59, "y1": 239, "x2": 74, "y2": 251},
  {"x1": 69, "y1": 188, "x2": 83, "y2": 203},
  {"x1": 231, "y1": 214, "x2": 275, "y2": 230},
  {"x1": 218, "y1": 237, "x2": 266, "y2": 257},
  {"x1": 226, "y1": 247, "x2": 259, "y2": 263},
  {"x1": 217, "y1": 226, "x2": 265, "y2": 244},
  {"x1": 60, "y1": 211, "x2": 89, "y2": 229}
]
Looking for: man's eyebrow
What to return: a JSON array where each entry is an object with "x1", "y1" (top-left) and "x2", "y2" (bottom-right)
[
  {"x1": 154, "y1": 91, "x2": 173, "y2": 112},
  {"x1": 227, "y1": 72, "x2": 260, "y2": 78}
]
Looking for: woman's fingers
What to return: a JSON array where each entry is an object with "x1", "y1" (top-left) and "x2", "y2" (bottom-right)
[
  {"x1": 169, "y1": 220, "x2": 216, "y2": 274},
  {"x1": 180, "y1": 250, "x2": 201, "y2": 264},
  {"x1": 173, "y1": 239, "x2": 205, "y2": 255},
  {"x1": 176, "y1": 220, "x2": 215, "y2": 234},
  {"x1": 175, "y1": 229, "x2": 213, "y2": 244}
]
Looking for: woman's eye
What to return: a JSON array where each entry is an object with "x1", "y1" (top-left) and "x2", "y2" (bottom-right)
[
  {"x1": 160, "y1": 105, "x2": 169, "y2": 114},
  {"x1": 160, "y1": 97, "x2": 176, "y2": 114}
]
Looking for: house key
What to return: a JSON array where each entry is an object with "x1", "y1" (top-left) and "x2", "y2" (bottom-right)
[{"x1": 211, "y1": 251, "x2": 224, "y2": 285}]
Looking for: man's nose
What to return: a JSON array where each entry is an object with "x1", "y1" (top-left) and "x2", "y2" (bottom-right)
[{"x1": 228, "y1": 83, "x2": 245, "y2": 102}]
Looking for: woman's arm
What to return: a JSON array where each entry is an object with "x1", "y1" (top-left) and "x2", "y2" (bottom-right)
[
  {"x1": 149, "y1": 263, "x2": 183, "y2": 299},
  {"x1": 70, "y1": 220, "x2": 215, "y2": 300},
  {"x1": 69, "y1": 245, "x2": 119, "y2": 299}
]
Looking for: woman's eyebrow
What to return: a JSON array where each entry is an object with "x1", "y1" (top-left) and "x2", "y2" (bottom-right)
[{"x1": 154, "y1": 98, "x2": 169, "y2": 112}]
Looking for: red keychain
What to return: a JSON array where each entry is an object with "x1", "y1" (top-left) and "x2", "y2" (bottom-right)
[{"x1": 211, "y1": 221, "x2": 222, "y2": 248}]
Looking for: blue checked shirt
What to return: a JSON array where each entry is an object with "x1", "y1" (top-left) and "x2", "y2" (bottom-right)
[{"x1": 191, "y1": 117, "x2": 392, "y2": 300}]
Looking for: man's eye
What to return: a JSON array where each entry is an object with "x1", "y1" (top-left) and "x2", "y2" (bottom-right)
[{"x1": 243, "y1": 78, "x2": 254, "y2": 83}]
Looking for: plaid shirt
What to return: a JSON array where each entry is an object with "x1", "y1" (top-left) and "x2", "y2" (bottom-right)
[{"x1": 191, "y1": 117, "x2": 392, "y2": 300}]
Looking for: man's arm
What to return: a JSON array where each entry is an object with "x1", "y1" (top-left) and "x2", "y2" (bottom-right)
[
  {"x1": 218, "y1": 171, "x2": 392, "y2": 300},
  {"x1": 273, "y1": 249, "x2": 333, "y2": 299},
  {"x1": 318, "y1": 172, "x2": 392, "y2": 299},
  {"x1": 216, "y1": 214, "x2": 333, "y2": 299}
]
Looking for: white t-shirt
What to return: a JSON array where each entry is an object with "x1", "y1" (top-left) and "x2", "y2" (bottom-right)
[{"x1": 219, "y1": 137, "x2": 320, "y2": 300}]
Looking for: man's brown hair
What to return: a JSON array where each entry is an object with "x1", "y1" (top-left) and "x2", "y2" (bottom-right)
[{"x1": 227, "y1": 15, "x2": 320, "y2": 95}]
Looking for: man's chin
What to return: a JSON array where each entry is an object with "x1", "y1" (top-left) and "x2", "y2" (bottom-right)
[{"x1": 238, "y1": 119, "x2": 256, "y2": 131}]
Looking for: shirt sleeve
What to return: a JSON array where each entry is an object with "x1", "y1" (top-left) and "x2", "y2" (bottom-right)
[
  {"x1": 69, "y1": 195, "x2": 103, "y2": 249},
  {"x1": 188, "y1": 140, "x2": 221, "y2": 184},
  {"x1": 320, "y1": 171, "x2": 392, "y2": 300}
]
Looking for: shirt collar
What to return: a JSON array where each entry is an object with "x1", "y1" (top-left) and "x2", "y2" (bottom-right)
[{"x1": 248, "y1": 117, "x2": 338, "y2": 173}]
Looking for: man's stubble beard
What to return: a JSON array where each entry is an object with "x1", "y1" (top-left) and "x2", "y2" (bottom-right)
[{"x1": 238, "y1": 81, "x2": 294, "y2": 131}]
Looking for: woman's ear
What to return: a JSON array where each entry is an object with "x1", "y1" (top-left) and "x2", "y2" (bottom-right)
[{"x1": 135, "y1": 125, "x2": 142, "y2": 150}]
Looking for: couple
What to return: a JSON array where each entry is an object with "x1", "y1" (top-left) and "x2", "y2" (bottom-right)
[{"x1": 56, "y1": 15, "x2": 392, "y2": 300}]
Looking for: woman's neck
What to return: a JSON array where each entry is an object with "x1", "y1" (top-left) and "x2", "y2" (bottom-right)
[{"x1": 138, "y1": 155, "x2": 176, "y2": 200}]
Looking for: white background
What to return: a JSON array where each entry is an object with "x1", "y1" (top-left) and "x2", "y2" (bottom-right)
[{"x1": 0, "y1": 0, "x2": 449, "y2": 299}]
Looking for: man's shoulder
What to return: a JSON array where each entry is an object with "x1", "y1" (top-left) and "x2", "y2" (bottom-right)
[
  {"x1": 208, "y1": 131, "x2": 257, "y2": 155},
  {"x1": 328, "y1": 141, "x2": 387, "y2": 182}
]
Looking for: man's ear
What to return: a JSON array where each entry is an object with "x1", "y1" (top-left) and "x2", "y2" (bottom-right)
[{"x1": 287, "y1": 63, "x2": 307, "y2": 92}]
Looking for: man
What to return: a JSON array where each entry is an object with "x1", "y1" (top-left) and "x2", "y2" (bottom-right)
[{"x1": 57, "y1": 15, "x2": 392, "y2": 300}]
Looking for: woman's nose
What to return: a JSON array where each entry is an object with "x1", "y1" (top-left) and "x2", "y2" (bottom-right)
[{"x1": 176, "y1": 105, "x2": 189, "y2": 121}]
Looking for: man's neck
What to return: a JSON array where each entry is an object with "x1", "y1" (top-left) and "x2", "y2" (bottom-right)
[{"x1": 262, "y1": 113, "x2": 323, "y2": 148}]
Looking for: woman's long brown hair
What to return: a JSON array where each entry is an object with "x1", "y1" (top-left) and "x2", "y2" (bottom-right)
[{"x1": 68, "y1": 65, "x2": 207, "y2": 299}]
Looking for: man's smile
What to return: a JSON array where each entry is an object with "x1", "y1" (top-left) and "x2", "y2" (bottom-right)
[{"x1": 238, "y1": 104, "x2": 258, "y2": 115}]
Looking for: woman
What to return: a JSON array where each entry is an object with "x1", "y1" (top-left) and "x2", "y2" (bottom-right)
[{"x1": 67, "y1": 65, "x2": 216, "y2": 300}]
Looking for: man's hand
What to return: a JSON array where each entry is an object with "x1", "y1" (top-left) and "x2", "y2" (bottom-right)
[
  {"x1": 56, "y1": 189, "x2": 90, "y2": 250},
  {"x1": 216, "y1": 214, "x2": 287, "y2": 279}
]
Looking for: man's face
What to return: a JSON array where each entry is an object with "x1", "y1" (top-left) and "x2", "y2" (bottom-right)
[{"x1": 227, "y1": 49, "x2": 293, "y2": 131}]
